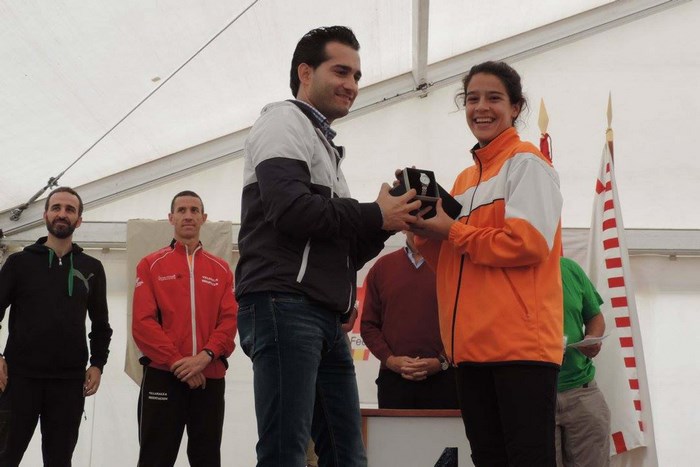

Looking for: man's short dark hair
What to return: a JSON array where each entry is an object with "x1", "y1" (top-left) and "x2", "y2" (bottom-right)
[
  {"x1": 289, "y1": 26, "x2": 360, "y2": 97},
  {"x1": 44, "y1": 186, "x2": 83, "y2": 216},
  {"x1": 170, "y1": 190, "x2": 204, "y2": 213}
]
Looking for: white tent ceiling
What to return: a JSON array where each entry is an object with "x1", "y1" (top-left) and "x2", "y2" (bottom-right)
[{"x1": 0, "y1": 0, "x2": 685, "y2": 237}]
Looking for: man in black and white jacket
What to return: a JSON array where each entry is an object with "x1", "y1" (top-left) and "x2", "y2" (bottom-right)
[{"x1": 235, "y1": 26, "x2": 419, "y2": 467}]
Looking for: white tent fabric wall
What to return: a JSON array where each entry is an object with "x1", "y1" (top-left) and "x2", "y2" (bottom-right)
[{"x1": 631, "y1": 256, "x2": 700, "y2": 467}]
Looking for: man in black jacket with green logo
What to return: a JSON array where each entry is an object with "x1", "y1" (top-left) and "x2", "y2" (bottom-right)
[{"x1": 0, "y1": 186, "x2": 113, "y2": 467}]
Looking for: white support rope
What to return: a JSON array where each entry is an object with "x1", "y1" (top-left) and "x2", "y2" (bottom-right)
[{"x1": 10, "y1": 0, "x2": 262, "y2": 221}]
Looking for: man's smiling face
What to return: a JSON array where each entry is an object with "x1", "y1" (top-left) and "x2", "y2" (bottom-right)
[{"x1": 297, "y1": 41, "x2": 362, "y2": 123}]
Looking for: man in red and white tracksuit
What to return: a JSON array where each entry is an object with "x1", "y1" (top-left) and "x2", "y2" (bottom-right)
[{"x1": 132, "y1": 190, "x2": 237, "y2": 467}]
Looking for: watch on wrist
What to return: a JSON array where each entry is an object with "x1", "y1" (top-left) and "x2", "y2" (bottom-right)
[
  {"x1": 438, "y1": 355, "x2": 449, "y2": 371},
  {"x1": 203, "y1": 348, "x2": 215, "y2": 361}
]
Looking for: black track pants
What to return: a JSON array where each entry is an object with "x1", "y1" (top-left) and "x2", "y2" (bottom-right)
[
  {"x1": 455, "y1": 364, "x2": 558, "y2": 467},
  {"x1": 0, "y1": 375, "x2": 84, "y2": 467},
  {"x1": 137, "y1": 367, "x2": 225, "y2": 467}
]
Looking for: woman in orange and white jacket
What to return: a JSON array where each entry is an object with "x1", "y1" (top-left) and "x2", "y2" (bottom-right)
[{"x1": 413, "y1": 61, "x2": 563, "y2": 467}]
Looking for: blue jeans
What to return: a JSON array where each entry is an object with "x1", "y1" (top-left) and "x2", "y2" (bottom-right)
[{"x1": 238, "y1": 292, "x2": 367, "y2": 467}]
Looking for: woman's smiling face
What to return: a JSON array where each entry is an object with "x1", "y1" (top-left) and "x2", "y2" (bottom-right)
[{"x1": 465, "y1": 72, "x2": 521, "y2": 147}]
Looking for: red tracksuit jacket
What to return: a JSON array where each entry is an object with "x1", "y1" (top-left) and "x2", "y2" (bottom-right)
[{"x1": 132, "y1": 240, "x2": 237, "y2": 379}]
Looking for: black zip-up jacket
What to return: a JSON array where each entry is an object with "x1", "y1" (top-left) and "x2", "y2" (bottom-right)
[
  {"x1": 236, "y1": 101, "x2": 390, "y2": 314},
  {"x1": 0, "y1": 237, "x2": 113, "y2": 378}
]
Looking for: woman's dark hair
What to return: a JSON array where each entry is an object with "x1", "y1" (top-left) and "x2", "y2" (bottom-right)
[
  {"x1": 289, "y1": 26, "x2": 360, "y2": 97},
  {"x1": 456, "y1": 61, "x2": 528, "y2": 125}
]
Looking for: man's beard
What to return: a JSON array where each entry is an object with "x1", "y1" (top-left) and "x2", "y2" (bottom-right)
[{"x1": 46, "y1": 218, "x2": 77, "y2": 239}]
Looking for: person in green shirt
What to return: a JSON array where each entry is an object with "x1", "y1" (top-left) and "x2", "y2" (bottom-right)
[{"x1": 556, "y1": 257, "x2": 611, "y2": 467}]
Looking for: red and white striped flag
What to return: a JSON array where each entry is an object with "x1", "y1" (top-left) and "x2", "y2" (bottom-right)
[{"x1": 585, "y1": 134, "x2": 646, "y2": 455}]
